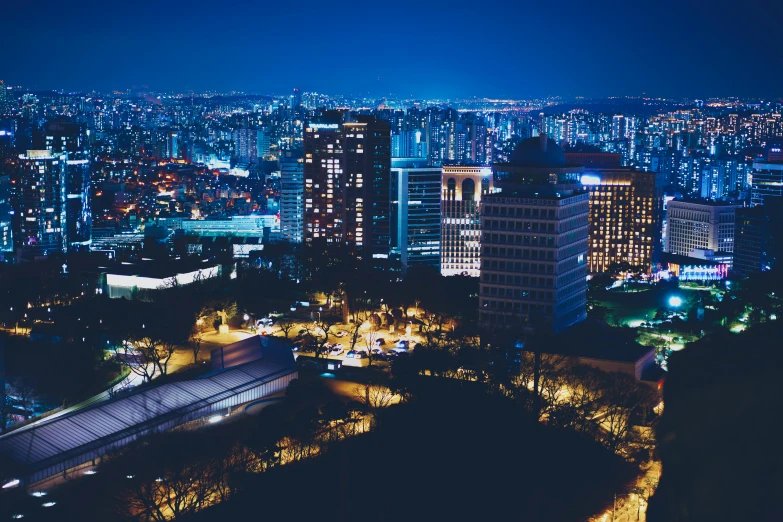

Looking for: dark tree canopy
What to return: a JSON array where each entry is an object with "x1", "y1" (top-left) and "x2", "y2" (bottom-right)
[{"x1": 648, "y1": 322, "x2": 783, "y2": 522}]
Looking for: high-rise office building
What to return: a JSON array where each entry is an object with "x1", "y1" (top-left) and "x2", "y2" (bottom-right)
[
  {"x1": 733, "y1": 197, "x2": 783, "y2": 276},
  {"x1": 480, "y1": 134, "x2": 589, "y2": 333},
  {"x1": 43, "y1": 117, "x2": 91, "y2": 250},
  {"x1": 233, "y1": 127, "x2": 258, "y2": 165},
  {"x1": 17, "y1": 150, "x2": 67, "y2": 256},
  {"x1": 580, "y1": 168, "x2": 665, "y2": 273},
  {"x1": 441, "y1": 166, "x2": 494, "y2": 276},
  {"x1": 303, "y1": 114, "x2": 391, "y2": 257},
  {"x1": 0, "y1": 175, "x2": 12, "y2": 258},
  {"x1": 167, "y1": 131, "x2": 180, "y2": 160},
  {"x1": 280, "y1": 152, "x2": 304, "y2": 243},
  {"x1": 0, "y1": 80, "x2": 7, "y2": 114},
  {"x1": 751, "y1": 159, "x2": 783, "y2": 207},
  {"x1": 665, "y1": 200, "x2": 738, "y2": 268},
  {"x1": 391, "y1": 158, "x2": 441, "y2": 271}
]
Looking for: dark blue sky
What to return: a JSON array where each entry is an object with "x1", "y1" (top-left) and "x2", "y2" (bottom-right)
[{"x1": 1, "y1": 0, "x2": 781, "y2": 99}]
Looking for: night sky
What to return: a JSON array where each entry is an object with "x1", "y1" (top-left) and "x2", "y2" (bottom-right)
[{"x1": 2, "y1": 0, "x2": 781, "y2": 99}]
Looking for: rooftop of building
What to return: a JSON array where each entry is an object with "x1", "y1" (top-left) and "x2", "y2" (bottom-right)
[
  {"x1": 101, "y1": 257, "x2": 221, "y2": 278},
  {"x1": 661, "y1": 252, "x2": 728, "y2": 267},
  {"x1": 0, "y1": 336, "x2": 296, "y2": 482},
  {"x1": 391, "y1": 157, "x2": 438, "y2": 169},
  {"x1": 668, "y1": 198, "x2": 740, "y2": 207},
  {"x1": 752, "y1": 160, "x2": 783, "y2": 167},
  {"x1": 509, "y1": 134, "x2": 567, "y2": 167},
  {"x1": 486, "y1": 184, "x2": 587, "y2": 201}
]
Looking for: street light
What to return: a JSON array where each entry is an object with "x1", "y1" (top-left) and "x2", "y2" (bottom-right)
[{"x1": 668, "y1": 296, "x2": 682, "y2": 307}]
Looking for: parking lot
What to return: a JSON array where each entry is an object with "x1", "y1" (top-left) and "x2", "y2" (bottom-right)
[{"x1": 252, "y1": 304, "x2": 426, "y2": 364}]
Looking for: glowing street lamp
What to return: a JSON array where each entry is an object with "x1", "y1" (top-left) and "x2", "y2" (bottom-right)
[{"x1": 668, "y1": 296, "x2": 682, "y2": 308}]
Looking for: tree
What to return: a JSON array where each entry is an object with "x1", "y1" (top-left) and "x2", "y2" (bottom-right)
[
  {"x1": 311, "y1": 314, "x2": 340, "y2": 359},
  {"x1": 277, "y1": 319, "x2": 296, "y2": 339},
  {"x1": 353, "y1": 381, "x2": 397, "y2": 424},
  {"x1": 599, "y1": 371, "x2": 657, "y2": 453},
  {"x1": 190, "y1": 327, "x2": 204, "y2": 364},
  {"x1": 114, "y1": 333, "x2": 177, "y2": 384}
]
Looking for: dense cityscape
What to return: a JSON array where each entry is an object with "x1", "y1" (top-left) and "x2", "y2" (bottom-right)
[{"x1": 2, "y1": 1, "x2": 783, "y2": 521}]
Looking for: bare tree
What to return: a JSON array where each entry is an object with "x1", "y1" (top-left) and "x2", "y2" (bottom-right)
[
  {"x1": 353, "y1": 382, "x2": 397, "y2": 423},
  {"x1": 8, "y1": 377, "x2": 37, "y2": 419},
  {"x1": 114, "y1": 335, "x2": 177, "y2": 383},
  {"x1": 312, "y1": 314, "x2": 340, "y2": 358},
  {"x1": 349, "y1": 309, "x2": 372, "y2": 352},
  {"x1": 190, "y1": 329, "x2": 203, "y2": 364},
  {"x1": 419, "y1": 311, "x2": 447, "y2": 345},
  {"x1": 114, "y1": 342, "x2": 158, "y2": 383},
  {"x1": 277, "y1": 319, "x2": 296, "y2": 339}
]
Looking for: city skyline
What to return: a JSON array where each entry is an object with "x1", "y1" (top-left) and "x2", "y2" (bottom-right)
[{"x1": 2, "y1": 0, "x2": 783, "y2": 99}]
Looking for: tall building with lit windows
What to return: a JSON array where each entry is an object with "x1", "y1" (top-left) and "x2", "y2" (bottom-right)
[
  {"x1": 303, "y1": 114, "x2": 391, "y2": 257},
  {"x1": 581, "y1": 169, "x2": 665, "y2": 273},
  {"x1": 17, "y1": 150, "x2": 67, "y2": 256},
  {"x1": 0, "y1": 79, "x2": 7, "y2": 114},
  {"x1": 391, "y1": 158, "x2": 441, "y2": 271},
  {"x1": 280, "y1": 151, "x2": 304, "y2": 243},
  {"x1": 440, "y1": 165, "x2": 494, "y2": 276},
  {"x1": 665, "y1": 200, "x2": 738, "y2": 268},
  {"x1": 42, "y1": 117, "x2": 91, "y2": 250},
  {"x1": 0, "y1": 175, "x2": 12, "y2": 258},
  {"x1": 751, "y1": 157, "x2": 783, "y2": 207},
  {"x1": 479, "y1": 134, "x2": 588, "y2": 333}
]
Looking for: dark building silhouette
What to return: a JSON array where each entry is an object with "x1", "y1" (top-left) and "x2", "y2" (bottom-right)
[{"x1": 733, "y1": 197, "x2": 783, "y2": 276}]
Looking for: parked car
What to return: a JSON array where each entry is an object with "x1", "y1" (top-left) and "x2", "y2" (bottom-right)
[
  {"x1": 331, "y1": 343, "x2": 343, "y2": 350},
  {"x1": 319, "y1": 346, "x2": 332, "y2": 355},
  {"x1": 396, "y1": 340, "x2": 409, "y2": 349},
  {"x1": 345, "y1": 350, "x2": 357, "y2": 358},
  {"x1": 353, "y1": 351, "x2": 368, "y2": 359},
  {"x1": 389, "y1": 347, "x2": 409, "y2": 355},
  {"x1": 329, "y1": 346, "x2": 344, "y2": 356},
  {"x1": 375, "y1": 338, "x2": 386, "y2": 346},
  {"x1": 298, "y1": 329, "x2": 307, "y2": 335},
  {"x1": 336, "y1": 331, "x2": 348, "y2": 338},
  {"x1": 370, "y1": 347, "x2": 384, "y2": 356}
]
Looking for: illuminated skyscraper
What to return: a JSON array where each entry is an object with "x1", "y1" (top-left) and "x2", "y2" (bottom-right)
[
  {"x1": 0, "y1": 175, "x2": 12, "y2": 258},
  {"x1": 751, "y1": 156, "x2": 783, "y2": 207},
  {"x1": 440, "y1": 165, "x2": 494, "y2": 276},
  {"x1": 17, "y1": 150, "x2": 67, "y2": 256},
  {"x1": 0, "y1": 79, "x2": 7, "y2": 114},
  {"x1": 580, "y1": 168, "x2": 664, "y2": 273},
  {"x1": 391, "y1": 158, "x2": 441, "y2": 271},
  {"x1": 43, "y1": 117, "x2": 91, "y2": 250},
  {"x1": 280, "y1": 152, "x2": 304, "y2": 243},
  {"x1": 303, "y1": 114, "x2": 391, "y2": 257}
]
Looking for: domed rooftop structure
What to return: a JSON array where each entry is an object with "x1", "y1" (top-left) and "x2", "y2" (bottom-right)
[{"x1": 509, "y1": 134, "x2": 567, "y2": 167}]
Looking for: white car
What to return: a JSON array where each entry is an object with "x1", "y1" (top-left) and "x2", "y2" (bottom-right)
[
  {"x1": 329, "y1": 346, "x2": 344, "y2": 356},
  {"x1": 336, "y1": 331, "x2": 349, "y2": 338}
]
